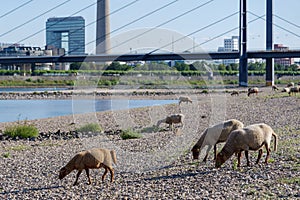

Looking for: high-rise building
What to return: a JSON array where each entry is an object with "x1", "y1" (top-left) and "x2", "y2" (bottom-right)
[
  {"x1": 46, "y1": 16, "x2": 85, "y2": 55},
  {"x1": 274, "y1": 44, "x2": 294, "y2": 66},
  {"x1": 218, "y1": 36, "x2": 239, "y2": 65}
]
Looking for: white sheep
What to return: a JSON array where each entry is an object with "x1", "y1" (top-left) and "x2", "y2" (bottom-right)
[
  {"x1": 156, "y1": 114, "x2": 184, "y2": 130},
  {"x1": 248, "y1": 87, "x2": 259, "y2": 97},
  {"x1": 215, "y1": 123, "x2": 277, "y2": 168},
  {"x1": 282, "y1": 87, "x2": 291, "y2": 93},
  {"x1": 178, "y1": 96, "x2": 193, "y2": 105},
  {"x1": 191, "y1": 119, "x2": 244, "y2": 162},
  {"x1": 287, "y1": 82, "x2": 295, "y2": 87},
  {"x1": 59, "y1": 148, "x2": 117, "y2": 186}
]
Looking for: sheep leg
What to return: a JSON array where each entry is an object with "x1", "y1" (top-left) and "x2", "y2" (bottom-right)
[
  {"x1": 85, "y1": 169, "x2": 92, "y2": 185},
  {"x1": 245, "y1": 151, "x2": 250, "y2": 166},
  {"x1": 203, "y1": 145, "x2": 213, "y2": 162},
  {"x1": 108, "y1": 167, "x2": 115, "y2": 183},
  {"x1": 256, "y1": 149, "x2": 263, "y2": 164},
  {"x1": 101, "y1": 166, "x2": 108, "y2": 182},
  {"x1": 264, "y1": 144, "x2": 271, "y2": 164},
  {"x1": 73, "y1": 170, "x2": 82, "y2": 186},
  {"x1": 213, "y1": 144, "x2": 217, "y2": 160}
]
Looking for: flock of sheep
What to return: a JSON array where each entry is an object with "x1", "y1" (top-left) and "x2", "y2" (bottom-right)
[{"x1": 59, "y1": 89, "x2": 282, "y2": 186}]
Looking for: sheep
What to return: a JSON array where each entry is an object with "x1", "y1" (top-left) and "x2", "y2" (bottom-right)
[
  {"x1": 230, "y1": 91, "x2": 239, "y2": 96},
  {"x1": 272, "y1": 85, "x2": 279, "y2": 91},
  {"x1": 287, "y1": 82, "x2": 295, "y2": 87},
  {"x1": 156, "y1": 114, "x2": 184, "y2": 130},
  {"x1": 178, "y1": 96, "x2": 193, "y2": 105},
  {"x1": 215, "y1": 123, "x2": 277, "y2": 168},
  {"x1": 247, "y1": 87, "x2": 259, "y2": 97},
  {"x1": 288, "y1": 86, "x2": 299, "y2": 96},
  {"x1": 191, "y1": 119, "x2": 244, "y2": 162},
  {"x1": 59, "y1": 148, "x2": 117, "y2": 186},
  {"x1": 282, "y1": 87, "x2": 291, "y2": 93}
]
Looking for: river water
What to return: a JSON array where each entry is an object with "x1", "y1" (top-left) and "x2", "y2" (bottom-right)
[{"x1": 0, "y1": 99, "x2": 177, "y2": 123}]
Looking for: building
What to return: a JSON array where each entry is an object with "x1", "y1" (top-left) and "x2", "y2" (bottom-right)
[
  {"x1": 218, "y1": 36, "x2": 239, "y2": 65},
  {"x1": 46, "y1": 16, "x2": 85, "y2": 55},
  {"x1": 274, "y1": 44, "x2": 294, "y2": 67}
]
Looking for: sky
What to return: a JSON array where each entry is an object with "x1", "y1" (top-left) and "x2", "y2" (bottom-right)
[{"x1": 0, "y1": 0, "x2": 299, "y2": 55}]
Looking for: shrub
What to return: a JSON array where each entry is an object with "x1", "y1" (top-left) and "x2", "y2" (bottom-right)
[
  {"x1": 4, "y1": 124, "x2": 39, "y2": 139},
  {"x1": 120, "y1": 129, "x2": 142, "y2": 140},
  {"x1": 76, "y1": 123, "x2": 102, "y2": 133}
]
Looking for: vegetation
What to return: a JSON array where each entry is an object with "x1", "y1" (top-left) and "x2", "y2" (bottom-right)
[
  {"x1": 4, "y1": 124, "x2": 39, "y2": 139},
  {"x1": 120, "y1": 129, "x2": 142, "y2": 140},
  {"x1": 75, "y1": 123, "x2": 103, "y2": 133}
]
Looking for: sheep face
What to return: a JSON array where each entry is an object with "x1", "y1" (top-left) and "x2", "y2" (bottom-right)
[
  {"x1": 215, "y1": 152, "x2": 227, "y2": 168},
  {"x1": 191, "y1": 148, "x2": 200, "y2": 159},
  {"x1": 58, "y1": 167, "x2": 68, "y2": 180}
]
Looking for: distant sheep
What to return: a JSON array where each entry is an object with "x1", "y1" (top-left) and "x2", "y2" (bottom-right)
[
  {"x1": 157, "y1": 114, "x2": 184, "y2": 130},
  {"x1": 287, "y1": 82, "x2": 295, "y2": 87},
  {"x1": 282, "y1": 87, "x2": 291, "y2": 93},
  {"x1": 191, "y1": 119, "x2": 244, "y2": 162},
  {"x1": 178, "y1": 96, "x2": 193, "y2": 105},
  {"x1": 272, "y1": 85, "x2": 279, "y2": 91},
  {"x1": 248, "y1": 87, "x2": 259, "y2": 97},
  {"x1": 288, "y1": 86, "x2": 300, "y2": 96},
  {"x1": 59, "y1": 148, "x2": 117, "y2": 186},
  {"x1": 231, "y1": 91, "x2": 239, "y2": 96},
  {"x1": 215, "y1": 123, "x2": 277, "y2": 168}
]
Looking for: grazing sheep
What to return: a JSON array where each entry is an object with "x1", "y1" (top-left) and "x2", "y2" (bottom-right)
[
  {"x1": 282, "y1": 87, "x2": 291, "y2": 93},
  {"x1": 272, "y1": 85, "x2": 279, "y2": 91},
  {"x1": 215, "y1": 123, "x2": 277, "y2": 168},
  {"x1": 157, "y1": 114, "x2": 184, "y2": 130},
  {"x1": 178, "y1": 96, "x2": 193, "y2": 105},
  {"x1": 288, "y1": 86, "x2": 300, "y2": 96},
  {"x1": 248, "y1": 87, "x2": 259, "y2": 97},
  {"x1": 287, "y1": 82, "x2": 295, "y2": 87},
  {"x1": 59, "y1": 148, "x2": 117, "y2": 186},
  {"x1": 191, "y1": 119, "x2": 244, "y2": 162},
  {"x1": 231, "y1": 91, "x2": 239, "y2": 96}
]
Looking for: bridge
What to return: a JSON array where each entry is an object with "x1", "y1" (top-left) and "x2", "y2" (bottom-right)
[{"x1": 1, "y1": 0, "x2": 300, "y2": 87}]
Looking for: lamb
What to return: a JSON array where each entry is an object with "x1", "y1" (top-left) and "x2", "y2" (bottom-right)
[
  {"x1": 247, "y1": 87, "x2": 259, "y2": 96},
  {"x1": 59, "y1": 148, "x2": 117, "y2": 186},
  {"x1": 215, "y1": 123, "x2": 277, "y2": 168},
  {"x1": 178, "y1": 96, "x2": 193, "y2": 105},
  {"x1": 230, "y1": 91, "x2": 239, "y2": 96},
  {"x1": 191, "y1": 119, "x2": 244, "y2": 162},
  {"x1": 156, "y1": 114, "x2": 184, "y2": 130}
]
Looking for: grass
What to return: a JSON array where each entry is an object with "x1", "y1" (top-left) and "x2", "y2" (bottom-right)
[
  {"x1": 279, "y1": 177, "x2": 300, "y2": 185},
  {"x1": 4, "y1": 123, "x2": 39, "y2": 139},
  {"x1": 75, "y1": 123, "x2": 103, "y2": 133},
  {"x1": 5, "y1": 144, "x2": 31, "y2": 151},
  {"x1": 120, "y1": 129, "x2": 142, "y2": 140},
  {"x1": 2, "y1": 152, "x2": 10, "y2": 158}
]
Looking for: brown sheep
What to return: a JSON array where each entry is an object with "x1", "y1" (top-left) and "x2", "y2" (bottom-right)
[
  {"x1": 248, "y1": 87, "x2": 259, "y2": 97},
  {"x1": 191, "y1": 119, "x2": 244, "y2": 162},
  {"x1": 230, "y1": 91, "x2": 239, "y2": 96},
  {"x1": 156, "y1": 114, "x2": 184, "y2": 130},
  {"x1": 215, "y1": 123, "x2": 277, "y2": 168},
  {"x1": 59, "y1": 148, "x2": 117, "y2": 186}
]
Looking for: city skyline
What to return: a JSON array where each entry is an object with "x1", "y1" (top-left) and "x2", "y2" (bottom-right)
[{"x1": 0, "y1": 0, "x2": 299, "y2": 54}]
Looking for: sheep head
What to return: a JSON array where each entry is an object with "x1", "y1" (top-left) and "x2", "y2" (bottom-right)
[
  {"x1": 215, "y1": 152, "x2": 227, "y2": 168},
  {"x1": 58, "y1": 167, "x2": 69, "y2": 180},
  {"x1": 191, "y1": 147, "x2": 200, "y2": 159}
]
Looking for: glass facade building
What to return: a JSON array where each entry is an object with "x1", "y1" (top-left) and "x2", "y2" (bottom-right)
[{"x1": 46, "y1": 16, "x2": 85, "y2": 55}]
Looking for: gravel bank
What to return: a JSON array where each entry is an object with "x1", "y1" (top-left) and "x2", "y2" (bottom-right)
[{"x1": 0, "y1": 88, "x2": 299, "y2": 199}]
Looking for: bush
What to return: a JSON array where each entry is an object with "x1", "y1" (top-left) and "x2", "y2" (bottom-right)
[
  {"x1": 4, "y1": 124, "x2": 39, "y2": 139},
  {"x1": 76, "y1": 123, "x2": 102, "y2": 133},
  {"x1": 120, "y1": 129, "x2": 142, "y2": 140}
]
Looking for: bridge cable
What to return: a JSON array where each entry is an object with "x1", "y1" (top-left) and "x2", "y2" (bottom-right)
[
  {"x1": 0, "y1": 0, "x2": 72, "y2": 38},
  {"x1": 68, "y1": 0, "x2": 180, "y2": 54},
  {"x1": 0, "y1": 0, "x2": 34, "y2": 20}
]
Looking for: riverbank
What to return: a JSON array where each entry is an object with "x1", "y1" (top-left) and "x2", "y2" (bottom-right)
[{"x1": 0, "y1": 88, "x2": 299, "y2": 199}]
